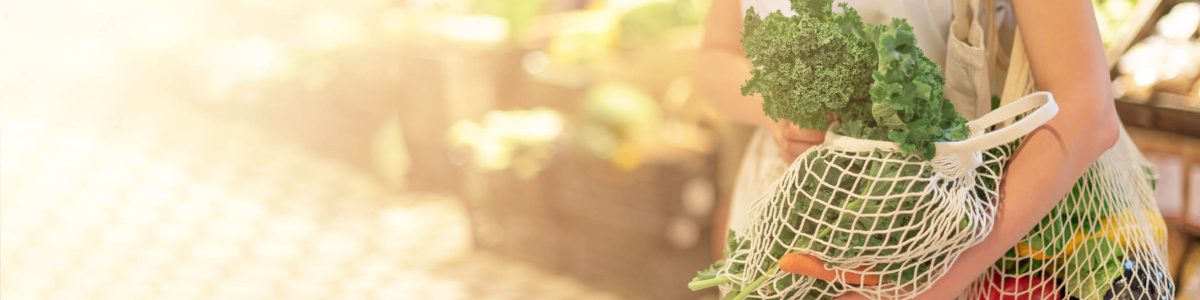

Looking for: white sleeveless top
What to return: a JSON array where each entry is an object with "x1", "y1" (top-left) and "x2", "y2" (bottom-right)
[{"x1": 728, "y1": 0, "x2": 955, "y2": 235}]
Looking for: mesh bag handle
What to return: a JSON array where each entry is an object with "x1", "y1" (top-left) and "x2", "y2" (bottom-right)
[
  {"x1": 826, "y1": 0, "x2": 1053, "y2": 159},
  {"x1": 823, "y1": 91, "x2": 1057, "y2": 156},
  {"x1": 942, "y1": 91, "x2": 1056, "y2": 153}
]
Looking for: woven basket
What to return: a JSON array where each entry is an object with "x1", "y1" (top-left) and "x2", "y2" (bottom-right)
[
  {"x1": 552, "y1": 149, "x2": 718, "y2": 300},
  {"x1": 463, "y1": 163, "x2": 565, "y2": 272}
]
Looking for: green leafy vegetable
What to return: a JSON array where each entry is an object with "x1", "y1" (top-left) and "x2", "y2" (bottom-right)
[
  {"x1": 690, "y1": 0, "x2": 979, "y2": 296},
  {"x1": 740, "y1": 0, "x2": 876, "y2": 132},
  {"x1": 1063, "y1": 238, "x2": 1125, "y2": 299},
  {"x1": 740, "y1": 0, "x2": 968, "y2": 159},
  {"x1": 689, "y1": 260, "x2": 730, "y2": 291},
  {"x1": 617, "y1": 0, "x2": 702, "y2": 50}
]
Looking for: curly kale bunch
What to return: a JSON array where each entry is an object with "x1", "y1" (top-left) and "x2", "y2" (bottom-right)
[
  {"x1": 741, "y1": 0, "x2": 969, "y2": 159},
  {"x1": 741, "y1": 0, "x2": 877, "y2": 131}
]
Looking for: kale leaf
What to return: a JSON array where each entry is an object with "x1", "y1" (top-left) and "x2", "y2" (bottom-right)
[{"x1": 740, "y1": 0, "x2": 969, "y2": 159}]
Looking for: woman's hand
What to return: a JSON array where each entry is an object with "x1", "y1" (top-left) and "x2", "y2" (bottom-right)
[{"x1": 773, "y1": 120, "x2": 825, "y2": 162}]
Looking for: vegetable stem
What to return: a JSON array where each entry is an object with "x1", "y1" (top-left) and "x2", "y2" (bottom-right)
[
  {"x1": 688, "y1": 276, "x2": 731, "y2": 291},
  {"x1": 731, "y1": 264, "x2": 779, "y2": 300}
]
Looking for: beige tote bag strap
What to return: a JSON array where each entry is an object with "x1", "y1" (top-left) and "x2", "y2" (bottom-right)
[
  {"x1": 951, "y1": 0, "x2": 986, "y2": 46},
  {"x1": 947, "y1": 0, "x2": 993, "y2": 118},
  {"x1": 999, "y1": 30, "x2": 1035, "y2": 106},
  {"x1": 984, "y1": 0, "x2": 1003, "y2": 88},
  {"x1": 952, "y1": 0, "x2": 972, "y2": 39},
  {"x1": 984, "y1": 0, "x2": 1019, "y2": 109}
]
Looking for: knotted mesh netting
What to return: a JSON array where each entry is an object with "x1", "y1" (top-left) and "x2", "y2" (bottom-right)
[
  {"x1": 963, "y1": 129, "x2": 1174, "y2": 300},
  {"x1": 700, "y1": 96, "x2": 1172, "y2": 300},
  {"x1": 715, "y1": 137, "x2": 1015, "y2": 300}
]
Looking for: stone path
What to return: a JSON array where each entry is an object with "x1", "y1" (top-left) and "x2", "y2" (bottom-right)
[{"x1": 0, "y1": 100, "x2": 623, "y2": 300}]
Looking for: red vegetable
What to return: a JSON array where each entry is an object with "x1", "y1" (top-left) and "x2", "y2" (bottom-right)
[{"x1": 978, "y1": 272, "x2": 1060, "y2": 300}]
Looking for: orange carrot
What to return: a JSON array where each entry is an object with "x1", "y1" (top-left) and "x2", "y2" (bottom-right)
[{"x1": 779, "y1": 253, "x2": 880, "y2": 285}]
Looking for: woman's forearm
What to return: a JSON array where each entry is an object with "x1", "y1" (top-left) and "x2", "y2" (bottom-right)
[
  {"x1": 916, "y1": 0, "x2": 1121, "y2": 298},
  {"x1": 696, "y1": 0, "x2": 774, "y2": 127},
  {"x1": 917, "y1": 114, "x2": 1115, "y2": 298},
  {"x1": 695, "y1": 49, "x2": 774, "y2": 127}
]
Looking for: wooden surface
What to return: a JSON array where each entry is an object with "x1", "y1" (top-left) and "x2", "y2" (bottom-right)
[
  {"x1": 1118, "y1": 93, "x2": 1200, "y2": 138},
  {"x1": 1178, "y1": 244, "x2": 1200, "y2": 300},
  {"x1": 1128, "y1": 128, "x2": 1200, "y2": 235}
]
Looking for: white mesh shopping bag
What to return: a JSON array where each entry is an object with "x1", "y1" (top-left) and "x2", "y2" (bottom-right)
[
  {"x1": 960, "y1": 31, "x2": 1175, "y2": 300},
  {"x1": 688, "y1": 0, "x2": 1175, "y2": 298},
  {"x1": 691, "y1": 92, "x2": 1058, "y2": 300}
]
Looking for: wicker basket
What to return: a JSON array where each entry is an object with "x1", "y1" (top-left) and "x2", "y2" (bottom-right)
[
  {"x1": 552, "y1": 150, "x2": 718, "y2": 300},
  {"x1": 463, "y1": 143, "x2": 722, "y2": 299},
  {"x1": 463, "y1": 165, "x2": 565, "y2": 272}
]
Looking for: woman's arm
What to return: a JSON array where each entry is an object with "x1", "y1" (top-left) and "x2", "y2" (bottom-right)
[
  {"x1": 912, "y1": 0, "x2": 1121, "y2": 298},
  {"x1": 696, "y1": 0, "x2": 774, "y2": 127},
  {"x1": 695, "y1": 0, "x2": 829, "y2": 157},
  {"x1": 698, "y1": 0, "x2": 829, "y2": 256}
]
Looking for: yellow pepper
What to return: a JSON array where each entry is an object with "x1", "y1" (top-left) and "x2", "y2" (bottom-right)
[
  {"x1": 1095, "y1": 208, "x2": 1167, "y2": 248},
  {"x1": 1015, "y1": 232, "x2": 1089, "y2": 260}
]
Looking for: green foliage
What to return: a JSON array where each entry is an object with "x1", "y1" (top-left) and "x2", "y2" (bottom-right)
[
  {"x1": 695, "y1": 150, "x2": 973, "y2": 296},
  {"x1": 474, "y1": 0, "x2": 545, "y2": 40},
  {"x1": 689, "y1": 259, "x2": 730, "y2": 291},
  {"x1": 868, "y1": 19, "x2": 969, "y2": 158},
  {"x1": 740, "y1": 0, "x2": 968, "y2": 159},
  {"x1": 689, "y1": 1, "x2": 984, "y2": 295},
  {"x1": 1064, "y1": 168, "x2": 1120, "y2": 225},
  {"x1": 1063, "y1": 238, "x2": 1124, "y2": 299},
  {"x1": 778, "y1": 150, "x2": 960, "y2": 284},
  {"x1": 994, "y1": 247, "x2": 1047, "y2": 275},
  {"x1": 618, "y1": 0, "x2": 702, "y2": 50},
  {"x1": 740, "y1": 0, "x2": 876, "y2": 132},
  {"x1": 993, "y1": 158, "x2": 1159, "y2": 297}
]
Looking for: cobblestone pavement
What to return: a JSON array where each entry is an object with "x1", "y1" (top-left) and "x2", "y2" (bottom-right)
[{"x1": 0, "y1": 100, "x2": 624, "y2": 300}]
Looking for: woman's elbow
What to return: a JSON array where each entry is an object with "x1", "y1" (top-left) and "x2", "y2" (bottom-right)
[
  {"x1": 1053, "y1": 93, "x2": 1122, "y2": 161},
  {"x1": 1082, "y1": 106, "x2": 1122, "y2": 159},
  {"x1": 1097, "y1": 114, "x2": 1120, "y2": 150}
]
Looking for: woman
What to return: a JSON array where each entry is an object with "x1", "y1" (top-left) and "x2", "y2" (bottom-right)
[{"x1": 697, "y1": 0, "x2": 1121, "y2": 298}]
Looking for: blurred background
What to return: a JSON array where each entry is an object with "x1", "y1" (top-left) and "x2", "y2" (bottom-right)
[{"x1": 0, "y1": 0, "x2": 1198, "y2": 299}]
